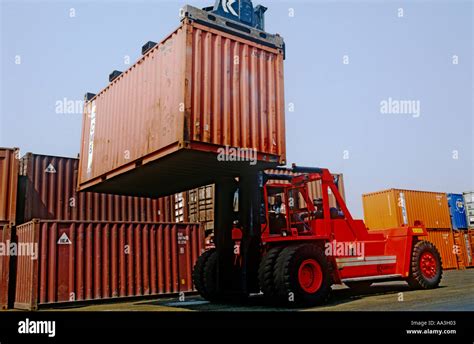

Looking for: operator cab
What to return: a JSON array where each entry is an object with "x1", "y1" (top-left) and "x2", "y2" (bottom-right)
[
  {"x1": 266, "y1": 186, "x2": 288, "y2": 234},
  {"x1": 262, "y1": 172, "x2": 346, "y2": 238}
]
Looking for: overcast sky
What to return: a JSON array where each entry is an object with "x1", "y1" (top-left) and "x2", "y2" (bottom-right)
[{"x1": 1, "y1": 0, "x2": 472, "y2": 217}]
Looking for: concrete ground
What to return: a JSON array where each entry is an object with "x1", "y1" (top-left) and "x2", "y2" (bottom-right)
[{"x1": 46, "y1": 269, "x2": 474, "y2": 312}]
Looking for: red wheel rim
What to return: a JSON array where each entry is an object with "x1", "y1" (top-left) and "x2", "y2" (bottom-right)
[
  {"x1": 298, "y1": 259, "x2": 323, "y2": 293},
  {"x1": 420, "y1": 252, "x2": 437, "y2": 279}
]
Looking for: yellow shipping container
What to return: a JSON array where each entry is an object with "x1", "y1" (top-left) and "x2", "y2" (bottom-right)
[{"x1": 362, "y1": 189, "x2": 451, "y2": 230}]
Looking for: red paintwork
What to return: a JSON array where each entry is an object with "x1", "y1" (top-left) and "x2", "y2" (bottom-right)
[
  {"x1": 420, "y1": 252, "x2": 437, "y2": 279},
  {"x1": 261, "y1": 168, "x2": 428, "y2": 285},
  {"x1": 298, "y1": 259, "x2": 322, "y2": 293}
]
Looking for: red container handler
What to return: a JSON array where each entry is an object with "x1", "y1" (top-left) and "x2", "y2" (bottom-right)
[{"x1": 14, "y1": 220, "x2": 203, "y2": 310}]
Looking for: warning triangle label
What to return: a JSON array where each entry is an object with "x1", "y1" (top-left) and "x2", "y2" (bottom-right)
[
  {"x1": 57, "y1": 232, "x2": 72, "y2": 245},
  {"x1": 45, "y1": 163, "x2": 56, "y2": 173}
]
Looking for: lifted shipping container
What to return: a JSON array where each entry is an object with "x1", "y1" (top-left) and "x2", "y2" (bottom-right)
[{"x1": 78, "y1": 6, "x2": 286, "y2": 198}]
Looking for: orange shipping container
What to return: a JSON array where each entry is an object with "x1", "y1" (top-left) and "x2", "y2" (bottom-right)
[
  {"x1": 78, "y1": 7, "x2": 286, "y2": 198},
  {"x1": 0, "y1": 148, "x2": 19, "y2": 227},
  {"x1": 362, "y1": 189, "x2": 451, "y2": 230},
  {"x1": 453, "y1": 230, "x2": 474, "y2": 268},
  {"x1": 422, "y1": 229, "x2": 458, "y2": 270}
]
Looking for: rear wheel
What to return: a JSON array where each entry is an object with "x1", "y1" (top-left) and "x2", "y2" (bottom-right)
[
  {"x1": 273, "y1": 244, "x2": 331, "y2": 307},
  {"x1": 193, "y1": 249, "x2": 247, "y2": 303},
  {"x1": 407, "y1": 240, "x2": 443, "y2": 289},
  {"x1": 202, "y1": 250, "x2": 220, "y2": 301},
  {"x1": 192, "y1": 249, "x2": 216, "y2": 299},
  {"x1": 258, "y1": 246, "x2": 284, "y2": 300}
]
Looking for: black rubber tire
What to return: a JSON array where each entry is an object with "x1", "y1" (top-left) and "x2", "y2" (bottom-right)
[
  {"x1": 407, "y1": 240, "x2": 443, "y2": 289},
  {"x1": 203, "y1": 250, "x2": 220, "y2": 301},
  {"x1": 192, "y1": 249, "x2": 216, "y2": 299},
  {"x1": 273, "y1": 244, "x2": 331, "y2": 307},
  {"x1": 345, "y1": 281, "x2": 372, "y2": 290},
  {"x1": 258, "y1": 246, "x2": 284, "y2": 300}
]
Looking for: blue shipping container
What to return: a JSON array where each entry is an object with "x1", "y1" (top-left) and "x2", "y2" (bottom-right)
[{"x1": 447, "y1": 193, "x2": 468, "y2": 230}]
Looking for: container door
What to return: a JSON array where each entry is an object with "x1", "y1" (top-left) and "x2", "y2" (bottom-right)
[
  {"x1": 56, "y1": 227, "x2": 73, "y2": 302},
  {"x1": 177, "y1": 226, "x2": 192, "y2": 292}
]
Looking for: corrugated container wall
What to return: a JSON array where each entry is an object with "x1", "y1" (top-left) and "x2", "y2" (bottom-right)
[
  {"x1": 17, "y1": 153, "x2": 175, "y2": 224},
  {"x1": 265, "y1": 169, "x2": 346, "y2": 208},
  {"x1": 447, "y1": 193, "x2": 468, "y2": 230},
  {"x1": 468, "y1": 230, "x2": 474, "y2": 266},
  {"x1": 453, "y1": 230, "x2": 474, "y2": 268},
  {"x1": 14, "y1": 220, "x2": 203, "y2": 310},
  {"x1": 463, "y1": 192, "x2": 474, "y2": 229},
  {"x1": 188, "y1": 185, "x2": 215, "y2": 232},
  {"x1": 362, "y1": 189, "x2": 451, "y2": 230},
  {"x1": 0, "y1": 225, "x2": 13, "y2": 309},
  {"x1": 0, "y1": 148, "x2": 19, "y2": 226},
  {"x1": 173, "y1": 193, "x2": 188, "y2": 223},
  {"x1": 422, "y1": 229, "x2": 458, "y2": 270},
  {"x1": 78, "y1": 14, "x2": 286, "y2": 198}
]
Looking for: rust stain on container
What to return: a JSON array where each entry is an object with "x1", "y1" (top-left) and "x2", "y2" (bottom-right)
[
  {"x1": 17, "y1": 153, "x2": 175, "y2": 224},
  {"x1": 420, "y1": 229, "x2": 458, "y2": 270},
  {"x1": 0, "y1": 148, "x2": 19, "y2": 227},
  {"x1": 363, "y1": 189, "x2": 451, "y2": 230},
  {"x1": 78, "y1": 20, "x2": 286, "y2": 197},
  {"x1": 14, "y1": 220, "x2": 204, "y2": 310}
]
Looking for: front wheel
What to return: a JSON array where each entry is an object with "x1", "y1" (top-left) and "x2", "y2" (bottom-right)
[
  {"x1": 273, "y1": 244, "x2": 332, "y2": 307},
  {"x1": 407, "y1": 240, "x2": 443, "y2": 289}
]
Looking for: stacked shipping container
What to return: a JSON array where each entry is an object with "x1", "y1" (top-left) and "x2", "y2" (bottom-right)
[
  {"x1": 14, "y1": 220, "x2": 203, "y2": 310},
  {"x1": 421, "y1": 230, "x2": 458, "y2": 270},
  {"x1": 17, "y1": 153, "x2": 175, "y2": 224},
  {"x1": 0, "y1": 148, "x2": 19, "y2": 309},
  {"x1": 0, "y1": 225, "x2": 13, "y2": 309},
  {"x1": 447, "y1": 193, "x2": 468, "y2": 230},
  {"x1": 0, "y1": 152, "x2": 207, "y2": 310},
  {"x1": 452, "y1": 230, "x2": 474, "y2": 269},
  {"x1": 0, "y1": 148, "x2": 19, "y2": 227},
  {"x1": 463, "y1": 192, "x2": 474, "y2": 229},
  {"x1": 187, "y1": 185, "x2": 215, "y2": 233},
  {"x1": 362, "y1": 189, "x2": 451, "y2": 230},
  {"x1": 362, "y1": 189, "x2": 459, "y2": 269}
]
